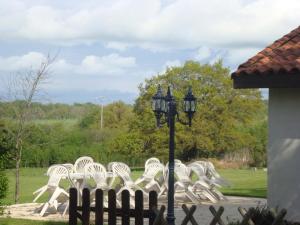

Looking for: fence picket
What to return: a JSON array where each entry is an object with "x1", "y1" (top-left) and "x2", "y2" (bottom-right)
[
  {"x1": 69, "y1": 188, "x2": 78, "y2": 225},
  {"x1": 149, "y1": 191, "x2": 158, "y2": 225},
  {"x1": 121, "y1": 190, "x2": 130, "y2": 225},
  {"x1": 95, "y1": 189, "x2": 104, "y2": 225},
  {"x1": 135, "y1": 190, "x2": 144, "y2": 225},
  {"x1": 108, "y1": 189, "x2": 117, "y2": 225},
  {"x1": 82, "y1": 188, "x2": 90, "y2": 225}
]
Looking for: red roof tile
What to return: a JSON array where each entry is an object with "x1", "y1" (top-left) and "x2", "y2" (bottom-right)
[{"x1": 232, "y1": 26, "x2": 300, "y2": 78}]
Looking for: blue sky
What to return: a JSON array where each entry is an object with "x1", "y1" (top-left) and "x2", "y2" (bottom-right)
[{"x1": 0, "y1": 0, "x2": 299, "y2": 104}]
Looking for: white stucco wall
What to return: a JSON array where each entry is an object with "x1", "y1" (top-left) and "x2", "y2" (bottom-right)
[{"x1": 268, "y1": 88, "x2": 300, "y2": 221}]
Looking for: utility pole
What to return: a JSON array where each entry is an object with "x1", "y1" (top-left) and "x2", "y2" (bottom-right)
[{"x1": 95, "y1": 96, "x2": 105, "y2": 130}]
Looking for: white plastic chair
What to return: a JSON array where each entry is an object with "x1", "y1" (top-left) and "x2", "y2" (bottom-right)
[
  {"x1": 46, "y1": 163, "x2": 74, "y2": 176},
  {"x1": 145, "y1": 157, "x2": 160, "y2": 167},
  {"x1": 112, "y1": 162, "x2": 146, "y2": 197},
  {"x1": 33, "y1": 165, "x2": 70, "y2": 216},
  {"x1": 158, "y1": 162, "x2": 199, "y2": 203},
  {"x1": 74, "y1": 156, "x2": 94, "y2": 173},
  {"x1": 84, "y1": 162, "x2": 109, "y2": 195},
  {"x1": 135, "y1": 162, "x2": 165, "y2": 192},
  {"x1": 188, "y1": 161, "x2": 228, "y2": 201}
]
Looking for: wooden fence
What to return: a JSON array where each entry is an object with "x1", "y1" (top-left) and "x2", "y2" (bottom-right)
[
  {"x1": 69, "y1": 188, "x2": 158, "y2": 225},
  {"x1": 69, "y1": 188, "x2": 287, "y2": 225}
]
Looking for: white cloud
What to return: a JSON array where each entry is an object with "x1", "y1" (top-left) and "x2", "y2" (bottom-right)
[
  {"x1": 0, "y1": 52, "x2": 136, "y2": 76},
  {"x1": 78, "y1": 54, "x2": 136, "y2": 74},
  {"x1": 0, "y1": 0, "x2": 299, "y2": 50},
  {"x1": 0, "y1": 52, "x2": 46, "y2": 71},
  {"x1": 195, "y1": 46, "x2": 213, "y2": 62}
]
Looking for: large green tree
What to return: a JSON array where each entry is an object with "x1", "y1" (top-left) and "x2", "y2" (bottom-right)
[{"x1": 113, "y1": 60, "x2": 264, "y2": 162}]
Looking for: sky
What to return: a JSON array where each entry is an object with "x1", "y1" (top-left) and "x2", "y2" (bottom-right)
[{"x1": 0, "y1": 0, "x2": 299, "y2": 104}]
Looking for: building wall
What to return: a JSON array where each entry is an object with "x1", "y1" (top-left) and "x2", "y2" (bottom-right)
[{"x1": 269, "y1": 88, "x2": 300, "y2": 221}]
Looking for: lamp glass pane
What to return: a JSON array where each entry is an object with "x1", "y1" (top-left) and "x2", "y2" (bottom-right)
[
  {"x1": 156, "y1": 99, "x2": 161, "y2": 111},
  {"x1": 191, "y1": 101, "x2": 196, "y2": 112},
  {"x1": 161, "y1": 99, "x2": 165, "y2": 112}
]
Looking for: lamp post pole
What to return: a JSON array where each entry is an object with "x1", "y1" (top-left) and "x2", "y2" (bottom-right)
[
  {"x1": 152, "y1": 85, "x2": 196, "y2": 225},
  {"x1": 167, "y1": 99, "x2": 176, "y2": 225}
]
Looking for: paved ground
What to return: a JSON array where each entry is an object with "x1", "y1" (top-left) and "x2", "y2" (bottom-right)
[
  {"x1": 174, "y1": 196, "x2": 267, "y2": 225},
  {"x1": 2, "y1": 196, "x2": 267, "y2": 224}
]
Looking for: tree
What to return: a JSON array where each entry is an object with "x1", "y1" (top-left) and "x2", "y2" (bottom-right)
[
  {"x1": 120, "y1": 60, "x2": 265, "y2": 161},
  {"x1": 1, "y1": 55, "x2": 55, "y2": 203}
]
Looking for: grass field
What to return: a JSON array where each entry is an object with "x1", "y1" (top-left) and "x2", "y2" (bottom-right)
[
  {"x1": 3, "y1": 167, "x2": 267, "y2": 205},
  {"x1": 0, "y1": 218, "x2": 67, "y2": 225}
]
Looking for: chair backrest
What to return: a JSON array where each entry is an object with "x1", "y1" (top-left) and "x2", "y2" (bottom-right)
[
  {"x1": 143, "y1": 162, "x2": 165, "y2": 179},
  {"x1": 187, "y1": 162, "x2": 206, "y2": 178},
  {"x1": 74, "y1": 156, "x2": 94, "y2": 173},
  {"x1": 47, "y1": 165, "x2": 68, "y2": 187},
  {"x1": 107, "y1": 162, "x2": 117, "y2": 172},
  {"x1": 194, "y1": 161, "x2": 220, "y2": 179},
  {"x1": 205, "y1": 161, "x2": 220, "y2": 178},
  {"x1": 174, "y1": 162, "x2": 191, "y2": 183},
  {"x1": 145, "y1": 157, "x2": 160, "y2": 167},
  {"x1": 84, "y1": 162, "x2": 107, "y2": 186},
  {"x1": 47, "y1": 163, "x2": 74, "y2": 176},
  {"x1": 111, "y1": 162, "x2": 132, "y2": 183}
]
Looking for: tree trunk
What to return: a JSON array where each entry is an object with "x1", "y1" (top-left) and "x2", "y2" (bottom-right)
[{"x1": 15, "y1": 156, "x2": 21, "y2": 204}]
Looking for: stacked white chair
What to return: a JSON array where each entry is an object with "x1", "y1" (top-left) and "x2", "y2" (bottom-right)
[
  {"x1": 144, "y1": 157, "x2": 160, "y2": 167},
  {"x1": 158, "y1": 161, "x2": 199, "y2": 203},
  {"x1": 34, "y1": 165, "x2": 70, "y2": 216},
  {"x1": 74, "y1": 156, "x2": 94, "y2": 173},
  {"x1": 112, "y1": 162, "x2": 146, "y2": 198},
  {"x1": 46, "y1": 163, "x2": 74, "y2": 176},
  {"x1": 135, "y1": 162, "x2": 165, "y2": 193},
  {"x1": 84, "y1": 162, "x2": 109, "y2": 195},
  {"x1": 188, "y1": 161, "x2": 229, "y2": 201}
]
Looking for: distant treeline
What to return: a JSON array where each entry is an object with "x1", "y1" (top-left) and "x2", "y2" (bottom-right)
[
  {"x1": 0, "y1": 61, "x2": 267, "y2": 168},
  {"x1": 0, "y1": 101, "x2": 97, "y2": 120}
]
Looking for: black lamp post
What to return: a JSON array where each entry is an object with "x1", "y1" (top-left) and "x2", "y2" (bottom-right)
[{"x1": 152, "y1": 85, "x2": 196, "y2": 225}]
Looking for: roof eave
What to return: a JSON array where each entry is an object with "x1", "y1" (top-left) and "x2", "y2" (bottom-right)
[{"x1": 232, "y1": 73, "x2": 300, "y2": 89}]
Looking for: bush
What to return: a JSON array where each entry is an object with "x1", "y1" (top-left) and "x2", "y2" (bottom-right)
[{"x1": 0, "y1": 171, "x2": 8, "y2": 214}]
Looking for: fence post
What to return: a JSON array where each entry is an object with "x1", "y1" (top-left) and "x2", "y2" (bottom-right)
[
  {"x1": 82, "y1": 188, "x2": 90, "y2": 225},
  {"x1": 108, "y1": 189, "x2": 117, "y2": 225},
  {"x1": 69, "y1": 188, "x2": 78, "y2": 225},
  {"x1": 149, "y1": 191, "x2": 158, "y2": 225},
  {"x1": 121, "y1": 189, "x2": 130, "y2": 225},
  {"x1": 95, "y1": 189, "x2": 104, "y2": 225},
  {"x1": 135, "y1": 190, "x2": 144, "y2": 225}
]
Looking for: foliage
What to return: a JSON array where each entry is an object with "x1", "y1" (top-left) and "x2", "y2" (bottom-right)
[
  {"x1": 117, "y1": 60, "x2": 265, "y2": 162},
  {"x1": 0, "y1": 60, "x2": 267, "y2": 169},
  {"x1": 0, "y1": 122, "x2": 9, "y2": 213}
]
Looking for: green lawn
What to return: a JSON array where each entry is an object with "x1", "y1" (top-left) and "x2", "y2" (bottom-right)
[
  {"x1": 3, "y1": 167, "x2": 267, "y2": 205},
  {"x1": 218, "y1": 169, "x2": 267, "y2": 198},
  {"x1": 0, "y1": 218, "x2": 67, "y2": 225}
]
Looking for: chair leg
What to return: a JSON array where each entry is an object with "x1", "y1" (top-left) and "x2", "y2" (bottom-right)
[
  {"x1": 33, "y1": 185, "x2": 46, "y2": 195},
  {"x1": 40, "y1": 202, "x2": 49, "y2": 216},
  {"x1": 33, "y1": 186, "x2": 48, "y2": 202}
]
